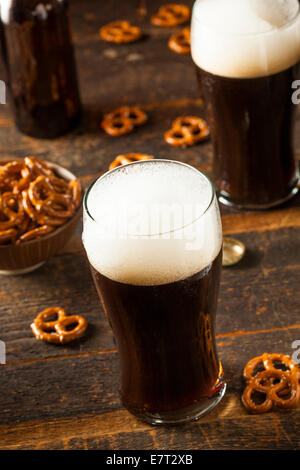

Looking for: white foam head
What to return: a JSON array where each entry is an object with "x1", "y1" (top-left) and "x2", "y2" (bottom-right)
[
  {"x1": 82, "y1": 160, "x2": 222, "y2": 286},
  {"x1": 191, "y1": 0, "x2": 300, "y2": 78}
]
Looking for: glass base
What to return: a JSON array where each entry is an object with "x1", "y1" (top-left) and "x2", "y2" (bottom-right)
[
  {"x1": 218, "y1": 185, "x2": 299, "y2": 210},
  {"x1": 124, "y1": 377, "x2": 226, "y2": 426}
]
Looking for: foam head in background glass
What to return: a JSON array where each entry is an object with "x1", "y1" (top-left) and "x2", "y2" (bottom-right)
[{"x1": 191, "y1": 0, "x2": 300, "y2": 209}]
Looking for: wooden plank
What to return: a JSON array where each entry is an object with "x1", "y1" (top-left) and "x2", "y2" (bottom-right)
[
  {"x1": 0, "y1": 351, "x2": 121, "y2": 425},
  {"x1": 1, "y1": 407, "x2": 299, "y2": 450},
  {"x1": 222, "y1": 205, "x2": 300, "y2": 235},
  {"x1": 0, "y1": 326, "x2": 299, "y2": 449},
  {"x1": 0, "y1": 328, "x2": 298, "y2": 424},
  {"x1": 218, "y1": 227, "x2": 300, "y2": 334}
]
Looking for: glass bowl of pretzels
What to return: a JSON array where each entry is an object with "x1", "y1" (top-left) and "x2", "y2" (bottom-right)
[{"x1": 0, "y1": 157, "x2": 82, "y2": 275}]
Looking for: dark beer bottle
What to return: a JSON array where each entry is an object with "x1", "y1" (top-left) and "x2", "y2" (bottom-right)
[{"x1": 0, "y1": 0, "x2": 81, "y2": 138}]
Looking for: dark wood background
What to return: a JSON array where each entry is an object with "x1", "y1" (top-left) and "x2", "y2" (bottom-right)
[{"x1": 0, "y1": 0, "x2": 299, "y2": 450}]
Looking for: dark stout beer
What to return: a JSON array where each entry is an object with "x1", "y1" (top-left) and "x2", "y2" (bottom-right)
[
  {"x1": 191, "y1": 0, "x2": 300, "y2": 209},
  {"x1": 91, "y1": 250, "x2": 222, "y2": 420},
  {"x1": 196, "y1": 64, "x2": 299, "y2": 208},
  {"x1": 83, "y1": 160, "x2": 225, "y2": 424},
  {"x1": 0, "y1": 0, "x2": 81, "y2": 138}
]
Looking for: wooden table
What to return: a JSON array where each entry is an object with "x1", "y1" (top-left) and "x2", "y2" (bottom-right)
[{"x1": 0, "y1": 0, "x2": 299, "y2": 450}]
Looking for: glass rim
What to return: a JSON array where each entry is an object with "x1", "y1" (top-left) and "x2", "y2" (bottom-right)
[
  {"x1": 83, "y1": 159, "x2": 216, "y2": 237},
  {"x1": 192, "y1": 0, "x2": 300, "y2": 37}
]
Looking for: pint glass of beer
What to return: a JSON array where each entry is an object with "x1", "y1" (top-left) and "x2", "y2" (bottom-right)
[
  {"x1": 82, "y1": 160, "x2": 226, "y2": 425},
  {"x1": 191, "y1": 0, "x2": 300, "y2": 209}
]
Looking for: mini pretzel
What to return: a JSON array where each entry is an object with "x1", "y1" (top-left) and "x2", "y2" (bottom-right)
[
  {"x1": 0, "y1": 161, "x2": 32, "y2": 193},
  {"x1": 242, "y1": 370, "x2": 296, "y2": 414},
  {"x1": 31, "y1": 307, "x2": 88, "y2": 345},
  {"x1": 0, "y1": 228, "x2": 17, "y2": 245},
  {"x1": 109, "y1": 153, "x2": 154, "y2": 170},
  {"x1": 24, "y1": 156, "x2": 54, "y2": 179},
  {"x1": 164, "y1": 116, "x2": 210, "y2": 147},
  {"x1": 16, "y1": 225, "x2": 55, "y2": 244},
  {"x1": 28, "y1": 176, "x2": 75, "y2": 220},
  {"x1": 21, "y1": 189, "x2": 45, "y2": 225},
  {"x1": 101, "y1": 116, "x2": 133, "y2": 136},
  {"x1": 22, "y1": 189, "x2": 69, "y2": 227},
  {"x1": 69, "y1": 180, "x2": 82, "y2": 209},
  {"x1": 263, "y1": 353, "x2": 300, "y2": 377},
  {"x1": 16, "y1": 213, "x2": 34, "y2": 238},
  {"x1": 28, "y1": 177, "x2": 66, "y2": 210},
  {"x1": 47, "y1": 175, "x2": 72, "y2": 196},
  {"x1": 100, "y1": 21, "x2": 142, "y2": 44},
  {"x1": 0, "y1": 192, "x2": 25, "y2": 230},
  {"x1": 42, "y1": 194, "x2": 75, "y2": 219},
  {"x1": 168, "y1": 27, "x2": 190, "y2": 54},
  {"x1": 101, "y1": 106, "x2": 147, "y2": 136},
  {"x1": 54, "y1": 316, "x2": 88, "y2": 344},
  {"x1": 151, "y1": 4, "x2": 190, "y2": 27},
  {"x1": 242, "y1": 353, "x2": 300, "y2": 414},
  {"x1": 243, "y1": 353, "x2": 298, "y2": 393},
  {"x1": 243, "y1": 353, "x2": 299, "y2": 382}
]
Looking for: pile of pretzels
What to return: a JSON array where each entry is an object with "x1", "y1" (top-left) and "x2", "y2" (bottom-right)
[
  {"x1": 0, "y1": 157, "x2": 81, "y2": 245},
  {"x1": 242, "y1": 353, "x2": 300, "y2": 414}
]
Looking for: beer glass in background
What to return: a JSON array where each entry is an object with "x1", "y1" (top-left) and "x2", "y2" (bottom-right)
[
  {"x1": 191, "y1": 0, "x2": 300, "y2": 209},
  {"x1": 83, "y1": 160, "x2": 226, "y2": 425}
]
